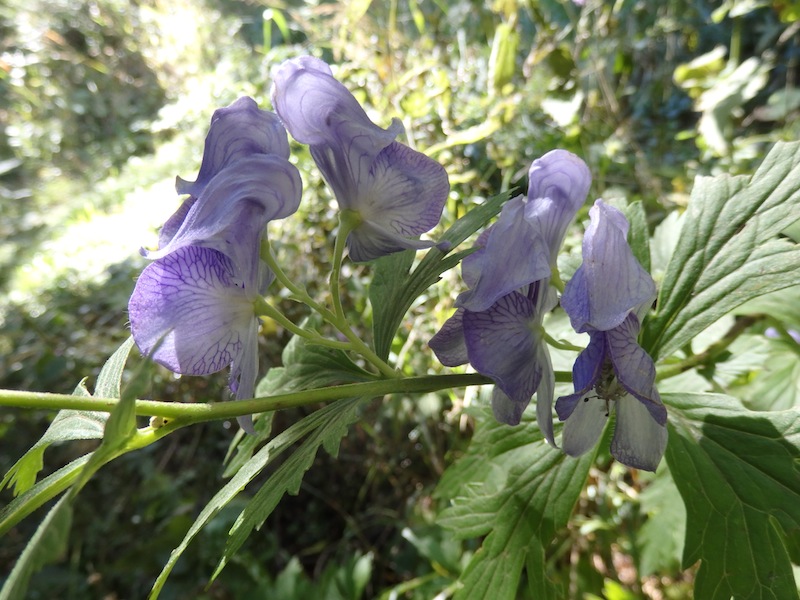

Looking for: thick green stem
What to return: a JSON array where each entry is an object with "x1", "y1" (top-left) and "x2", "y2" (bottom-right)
[
  {"x1": 0, "y1": 370, "x2": 574, "y2": 424},
  {"x1": 0, "y1": 374, "x2": 491, "y2": 422}
]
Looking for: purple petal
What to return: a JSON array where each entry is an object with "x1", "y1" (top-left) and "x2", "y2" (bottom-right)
[
  {"x1": 158, "y1": 196, "x2": 196, "y2": 250},
  {"x1": 562, "y1": 200, "x2": 656, "y2": 332},
  {"x1": 611, "y1": 395, "x2": 667, "y2": 471},
  {"x1": 555, "y1": 331, "x2": 606, "y2": 421},
  {"x1": 526, "y1": 149, "x2": 591, "y2": 257},
  {"x1": 561, "y1": 396, "x2": 608, "y2": 457},
  {"x1": 462, "y1": 292, "x2": 543, "y2": 415},
  {"x1": 272, "y1": 56, "x2": 400, "y2": 149},
  {"x1": 460, "y1": 227, "x2": 493, "y2": 289},
  {"x1": 128, "y1": 246, "x2": 256, "y2": 376},
  {"x1": 272, "y1": 56, "x2": 401, "y2": 203},
  {"x1": 176, "y1": 97, "x2": 290, "y2": 198},
  {"x1": 607, "y1": 314, "x2": 667, "y2": 425},
  {"x1": 346, "y1": 221, "x2": 434, "y2": 263},
  {"x1": 429, "y1": 309, "x2": 468, "y2": 367},
  {"x1": 145, "y1": 155, "x2": 301, "y2": 287},
  {"x1": 456, "y1": 196, "x2": 550, "y2": 312},
  {"x1": 344, "y1": 142, "x2": 449, "y2": 262}
]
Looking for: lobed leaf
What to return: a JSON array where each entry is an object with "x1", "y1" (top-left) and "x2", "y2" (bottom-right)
[
  {"x1": 664, "y1": 392, "x2": 800, "y2": 599},
  {"x1": 436, "y1": 409, "x2": 594, "y2": 599},
  {"x1": 642, "y1": 141, "x2": 800, "y2": 359},
  {"x1": 212, "y1": 397, "x2": 363, "y2": 581},
  {"x1": 0, "y1": 495, "x2": 73, "y2": 600},
  {"x1": 149, "y1": 398, "x2": 362, "y2": 599},
  {"x1": 0, "y1": 338, "x2": 133, "y2": 496}
]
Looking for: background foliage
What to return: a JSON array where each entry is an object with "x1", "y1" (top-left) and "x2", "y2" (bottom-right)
[{"x1": 1, "y1": 0, "x2": 798, "y2": 597}]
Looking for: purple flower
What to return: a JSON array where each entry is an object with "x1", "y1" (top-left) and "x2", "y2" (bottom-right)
[
  {"x1": 555, "y1": 200, "x2": 666, "y2": 471},
  {"x1": 271, "y1": 56, "x2": 449, "y2": 262},
  {"x1": 128, "y1": 98, "x2": 302, "y2": 428},
  {"x1": 430, "y1": 150, "x2": 591, "y2": 442}
]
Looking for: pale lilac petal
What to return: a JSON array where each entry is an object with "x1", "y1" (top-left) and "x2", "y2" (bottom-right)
[
  {"x1": 525, "y1": 149, "x2": 591, "y2": 257},
  {"x1": 561, "y1": 396, "x2": 608, "y2": 457},
  {"x1": 428, "y1": 309, "x2": 468, "y2": 367},
  {"x1": 347, "y1": 221, "x2": 434, "y2": 263},
  {"x1": 344, "y1": 142, "x2": 449, "y2": 262},
  {"x1": 272, "y1": 57, "x2": 400, "y2": 203},
  {"x1": 361, "y1": 142, "x2": 449, "y2": 235},
  {"x1": 456, "y1": 196, "x2": 550, "y2": 312},
  {"x1": 491, "y1": 387, "x2": 524, "y2": 426},
  {"x1": 176, "y1": 97, "x2": 290, "y2": 198},
  {"x1": 463, "y1": 292, "x2": 543, "y2": 420},
  {"x1": 272, "y1": 56, "x2": 447, "y2": 262},
  {"x1": 272, "y1": 56, "x2": 399, "y2": 150},
  {"x1": 610, "y1": 395, "x2": 667, "y2": 471},
  {"x1": 229, "y1": 318, "x2": 259, "y2": 398},
  {"x1": 562, "y1": 200, "x2": 656, "y2": 332},
  {"x1": 607, "y1": 314, "x2": 667, "y2": 425},
  {"x1": 535, "y1": 347, "x2": 556, "y2": 446},
  {"x1": 128, "y1": 246, "x2": 255, "y2": 376},
  {"x1": 460, "y1": 227, "x2": 493, "y2": 288}
]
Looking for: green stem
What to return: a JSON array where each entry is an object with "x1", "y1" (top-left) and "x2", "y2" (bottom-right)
[
  {"x1": 261, "y1": 235, "x2": 398, "y2": 379},
  {"x1": 261, "y1": 238, "x2": 400, "y2": 379},
  {"x1": 254, "y1": 298, "x2": 352, "y2": 351},
  {"x1": 655, "y1": 316, "x2": 757, "y2": 381},
  {"x1": 261, "y1": 239, "x2": 312, "y2": 302},
  {"x1": 330, "y1": 210, "x2": 361, "y2": 322},
  {"x1": 544, "y1": 331, "x2": 584, "y2": 352},
  {"x1": 0, "y1": 374, "x2": 490, "y2": 422},
  {"x1": 0, "y1": 370, "x2": 574, "y2": 424}
]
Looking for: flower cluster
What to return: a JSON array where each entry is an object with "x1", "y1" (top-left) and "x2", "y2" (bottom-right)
[
  {"x1": 129, "y1": 59, "x2": 449, "y2": 429},
  {"x1": 431, "y1": 160, "x2": 666, "y2": 470},
  {"x1": 430, "y1": 150, "x2": 592, "y2": 444},
  {"x1": 556, "y1": 200, "x2": 666, "y2": 471},
  {"x1": 271, "y1": 56, "x2": 449, "y2": 262},
  {"x1": 128, "y1": 97, "x2": 303, "y2": 429}
]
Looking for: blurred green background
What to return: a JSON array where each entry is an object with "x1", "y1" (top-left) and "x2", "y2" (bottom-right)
[{"x1": 1, "y1": 0, "x2": 798, "y2": 597}]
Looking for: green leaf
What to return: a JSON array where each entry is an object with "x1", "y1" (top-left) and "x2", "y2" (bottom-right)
[
  {"x1": 0, "y1": 338, "x2": 133, "y2": 496},
  {"x1": 148, "y1": 398, "x2": 361, "y2": 599},
  {"x1": 436, "y1": 409, "x2": 594, "y2": 600},
  {"x1": 224, "y1": 329, "x2": 372, "y2": 478},
  {"x1": 0, "y1": 494, "x2": 73, "y2": 600},
  {"x1": 94, "y1": 336, "x2": 135, "y2": 398},
  {"x1": 369, "y1": 191, "x2": 511, "y2": 360},
  {"x1": 213, "y1": 397, "x2": 362, "y2": 581},
  {"x1": 370, "y1": 250, "x2": 415, "y2": 360},
  {"x1": 664, "y1": 392, "x2": 800, "y2": 599},
  {"x1": 0, "y1": 410, "x2": 104, "y2": 497},
  {"x1": 0, "y1": 455, "x2": 89, "y2": 537},
  {"x1": 622, "y1": 200, "x2": 651, "y2": 273},
  {"x1": 743, "y1": 350, "x2": 800, "y2": 410},
  {"x1": 258, "y1": 323, "x2": 377, "y2": 396},
  {"x1": 636, "y1": 467, "x2": 686, "y2": 577},
  {"x1": 489, "y1": 22, "x2": 519, "y2": 92},
  {"x1": 643, "y1": 141, "x2": 800, "y2": 359}
]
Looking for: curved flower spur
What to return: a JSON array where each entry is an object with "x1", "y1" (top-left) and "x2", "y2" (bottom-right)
[
  {"x1": 429, "y1": 150, "x2": 592, "y2": 444},
  {"x1": 128, "y1": 97, "x2": 302, "y2": 430},
  {"x1": 271, "y1": 56, "x2": 449, "y2": 262},
  {"x1": 556, "y1": 200, "x2": 666, "y2": 471}
]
